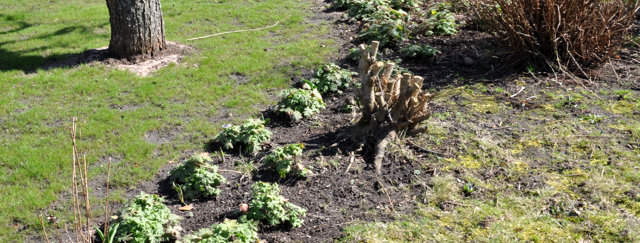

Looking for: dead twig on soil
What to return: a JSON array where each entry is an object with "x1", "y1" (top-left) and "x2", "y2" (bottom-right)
[
  {"x1": 406, "y1": 140, "x2": 444, "y2": 157},
  {"x1": 377, "y1": 178, "x2": 397, "y2": 214},
  {"x1": 445, "y1": 200, "x2": 472, "y2": 207},
  {"x1": 39, "y1": 215, "x2": 51, "y2": 243},
  {"x1": 219, "y1": 169, "x2": 246, "y2": 174},
  {"x1": 103, "y1": 157, "x2": 113, "y2": 240},
  {"x1": 186, "y1": 17, "x2": 288, "y2": 41},
  {"x1": 510, "y1": 86, "x2": 525, "y2": 98},
  {"x1": 70, "y1": 117, "x2": 94, "y2": 243},
  {"x1": 345, "y1": 152, "x2": 355, "y2": 173}
]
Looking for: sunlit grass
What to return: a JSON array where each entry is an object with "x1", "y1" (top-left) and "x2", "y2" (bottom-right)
[{"x1": 0, "y1": 0, "x2": 337, "y2": 240}]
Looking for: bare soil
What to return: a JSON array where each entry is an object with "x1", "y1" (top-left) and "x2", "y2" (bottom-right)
[{"x1": 42, "y1": 41, "x2": 195, "y2": 77}]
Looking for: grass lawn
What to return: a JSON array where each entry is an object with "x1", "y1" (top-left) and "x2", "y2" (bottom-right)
[
  {"x1": 0, "y1": 0, "x2": 336, "y2": 240},
  {"x1": 341, "y1": 82, "x2": 640, "y2": 242}
]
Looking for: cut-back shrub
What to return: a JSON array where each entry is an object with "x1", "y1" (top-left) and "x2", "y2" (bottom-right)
[
  {"x1": 170, "y1": 153, "x2": 227, "y2": 201},
  {"x1": 472, "y1": 0, "x2": 639, "y2": 72},
  {"x1": 110, "y1": 192, "x2": 182, "y2": 242}
]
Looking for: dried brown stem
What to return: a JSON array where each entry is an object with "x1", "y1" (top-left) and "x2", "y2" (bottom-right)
[
  {"x1": 39, "y1": 215, "x2": 51, "y2": 243},
  {"x1": 472, "y1": 0, "x2": 639, "y2": 73}
]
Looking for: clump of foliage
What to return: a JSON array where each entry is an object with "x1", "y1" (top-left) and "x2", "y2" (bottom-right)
[
  {"x1": 421, "y1": 3, "x2": 458, "y2": 36},
  {"x1": 182, "y1": 219, "x2": 259, "y2": 243},
  {"x1": 276, "y1": 86, "x2": 326, "y2": 122},
  {"x1": 335, "y1": 0, "x2": 389, "y2": 20},
  {"x1": 242, "y1": 182, "x2": 306, "y2": 227},
  {"x1": 359, "y1": 8, "x2": 409, "y2": 47},
  {"x1": 215, "y1": 119, "x2": 272, "y2": 154},
  {"x1": 264, "y1": 143, "x2": 310, "y2": 178},
  {"x1": 334, "y1": 0, "x2": 412, "y2": 47},
  {"x1": 472, "y1": 0, "x2": 639, "y2": 71},
  {"x1": 170, "y1": 153, "x2": 227, "y2": 201},
  {"x1": 390, "y1": 0, "x2": 419, "y2": 10},
  {"x1": 400, "y1": 44, "x2": 440, "y2": 59},
  {"x1": 308, "y1": 63, "x2": 357, "y2": 94},
  {"x1": 110, "y1": 192, "x2": 182, "y2": 242}
]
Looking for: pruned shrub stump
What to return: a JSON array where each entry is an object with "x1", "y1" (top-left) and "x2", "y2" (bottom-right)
[{"x1": 353, "y1": 41, "x2": 434, "y2": 174}]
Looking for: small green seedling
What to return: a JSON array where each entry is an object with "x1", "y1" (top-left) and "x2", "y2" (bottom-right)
[
  {"x1": 264, "y1": 143, "x2": 310, "y2": 178},
  {"x1": 243, "y1": 182, "x2": 306, "y2": 227},
  {"x1": 308, "y1": 63, "x2": 357, "y2": 94},
  {"x1": 182, "y1": 219, "x2": 259, "y2": 243},
  {"x1": 170, "y1": 153, "x2": 227, "y2": 201},
  {"x1": 215, "y1": 119, "x2": 272, "y2": 154},
  {"x1": 400, "y1": 44, "x2": 440, "y2": 59},
  {"x1": 422, "y1": 3, "x2": 458, "y2": 36},
  {"x1": 276, "y1": 86, "x2": 326, "y2": 122},
  {"x1": 110, "y1": 192, "x2": 182, "y2": 242}
]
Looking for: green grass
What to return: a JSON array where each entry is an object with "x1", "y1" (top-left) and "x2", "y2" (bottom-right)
[
  {"x1": 342, "y1": 82, "x2": 640, "y2": 242},
  {"x1": 0, "y1": 0, "x2": 336, "y2": 240}
]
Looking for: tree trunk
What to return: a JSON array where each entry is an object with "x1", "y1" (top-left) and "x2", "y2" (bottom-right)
[{"x1": 106, "y1": 0, "x2": 166, "y2": 58}]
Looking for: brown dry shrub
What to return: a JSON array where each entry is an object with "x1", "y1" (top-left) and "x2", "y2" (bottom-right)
[{"x1": 472, "y1": 0, "x2": 638, "y2": 73}]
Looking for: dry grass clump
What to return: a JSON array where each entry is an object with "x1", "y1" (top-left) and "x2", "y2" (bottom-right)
[{"x1": 472, "y1": 0, "x2": 639, "y2": 73}]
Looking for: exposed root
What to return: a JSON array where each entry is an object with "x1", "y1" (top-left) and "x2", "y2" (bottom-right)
[{"x1": 374, "y1": 129, "x2": 396, "y2": 175}]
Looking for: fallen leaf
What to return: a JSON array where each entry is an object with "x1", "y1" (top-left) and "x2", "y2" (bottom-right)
[{"x1": 179, "y1": 204, "x2": 194, "y2": 211}]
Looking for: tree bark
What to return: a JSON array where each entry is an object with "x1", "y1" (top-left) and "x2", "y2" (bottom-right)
[{"x1": 106, "y1": 0, "x2": 166, "y2": 58}]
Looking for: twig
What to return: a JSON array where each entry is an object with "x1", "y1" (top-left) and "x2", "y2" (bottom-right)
[
  {"x1": 71, "y1": 118, "x2": 81, "y2": 243},
  {"x1": 64, "y1": 224, "x2": 73, "y2": 243},
  {"x1": 406, "y1": 140, "x2": 444, "y2": 156},
  {"x1": 82, "y1": 155, "x2": 91, "y2": 241},
  {"x1": 104, "y1": 157, "x2": 112, "y2": 239},
  {"x1": 510, "y1": 86, "x2": 525, "y2": 98},
  {"x1": 445, "y1": 200, "x2": 472, "y2": 207},
  {"x1": 38, "y1": 215, "x2": 51, "y2": 243},
  {"x1": 344, "y1": 152, "x2": 355, "y2": 173},
  {"x1": 187, "y1": 17, "x2": 287, "y2": 41},
  {"x1": 609, "y1": 59, "x2": 621, "y2": 83},
  {"x1": 377, "y1": 178, "x2": 397, "y2": 214},
  {"x1": 218, "y1": 169, "x2": 245, "y2": 174}
]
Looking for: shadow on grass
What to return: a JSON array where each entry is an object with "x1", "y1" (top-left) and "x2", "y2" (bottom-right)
[{"x1": 0, "y1": 14, "x2": 109, "y2": 73}]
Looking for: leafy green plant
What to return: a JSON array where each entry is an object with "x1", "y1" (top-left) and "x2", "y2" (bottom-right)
[
  {"x1": 276, "y1": 87, "x2": 326, "y2": 122},
  {"x1": 400, "y1": 44, "x2": 440, "y2": 59},
  {"x1": 390, "y1": 0, "x2": 419, "y2": 10},
  {"x1": 421, "y1": 3, "x2": 457, "y2": 36},
  {"x1": 462, "y1": 183, "x2": 475, "y2": 196},
  {"x1": 580, "y1": 114, "x2": 605, "y2": 124},
  {"x1": 182, "y1": 219, "x2": 259, "y2": 243},
  {"x1": 95, "y1": 223, "x2": 119, "y2": 243},
  {"x1": 359, "y1": 8, "x2": 409, "y2": 47},
  {"x1": 264, "y1": 143, "x2": 310, "y2": 178},
  {"x1": 110, "y1": 192, "x2": 182, "y2": 243},
  {"x1": 170, "y1": 153, "x2": 227, "y2": 201},
  {"x1": 308, "y1": 63, "x2": 357, "y2": 94},
  {"x1": 214, "y1": 119, "x2": 272, "y2": 154},
  {"x1": 243, "y1": 182, "x2": 306, "y2": 227},
  {"x1": 335, "y1": 0, "x2": 390, "y2": 20}
]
